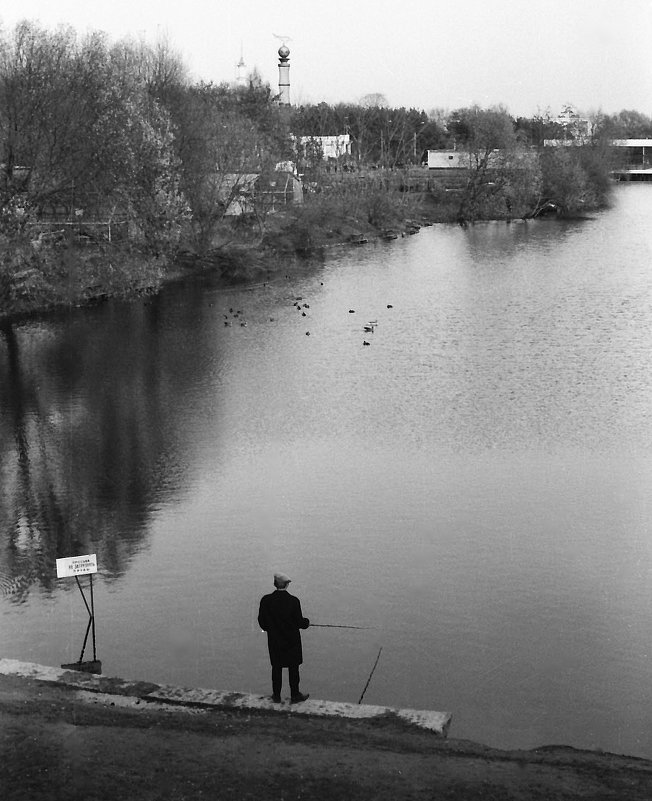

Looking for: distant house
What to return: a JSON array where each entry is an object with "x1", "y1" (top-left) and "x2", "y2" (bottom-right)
[
  {"x1": 542, "y1": 137, "x2": 652, "y2": 176},
  {"x1": 543, "y1": 106, "x2": 593, "y2": 146},
  {"x1": 555, "y1": 106, "x2": 592, "y2": 141},
  {"x1": 256, "y1": 171, "x2": 303, "y2": 209},
  {"x1": 610, "y1": 139, "x2": 652, "y2": 181},
  {"x1": 610, "y1": 139, "x2": 652, "y2": 167},
  {"x1": 296, "y1": 134, "x2": 352, "y2": 160},
  {"x1": 426, "y1": 150, "x2": 468, "y2": 169},
  {"x1": 215, "y1": 173, "x2": 258, "y2": 216},
  {"x1": 216, "y1": 171, "x2": 303, "y2": 216},
  {"x1": 426, "y1": 150, "x2": 504, "y2": 170}
]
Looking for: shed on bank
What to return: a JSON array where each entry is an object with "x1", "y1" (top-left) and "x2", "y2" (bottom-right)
[{"x1": 217, "y1": 171, "x2": 303, "y2": 216}]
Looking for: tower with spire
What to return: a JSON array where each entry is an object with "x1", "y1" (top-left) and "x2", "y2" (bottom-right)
[
  {"x1": 235, "y1": 43, "x2": 247, "y2": 86},
  {"x1": 277, "y1": 43, "x2": 290, "y2": 106}
]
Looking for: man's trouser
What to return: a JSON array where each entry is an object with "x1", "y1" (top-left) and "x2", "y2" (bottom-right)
[{"x1": 272, "y1": 664, "x2": 300, "y2": 696}]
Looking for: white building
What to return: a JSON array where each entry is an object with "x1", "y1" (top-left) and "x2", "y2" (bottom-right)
[
  {"x1": 550, "y1": 105, "x2": 593, "y2": 143},
  {"x1": 611, "y1": 139, "x2": 652, "y2": 180},
  {"x1": 297, "y1": 134, "x2": 352, "y2": 160},
  {"x1": 426, "y1": 150, "x2": 467, "y2": 169},
  {"x1": 426, "y1": 150, "x2": 504, "y2": 169}
]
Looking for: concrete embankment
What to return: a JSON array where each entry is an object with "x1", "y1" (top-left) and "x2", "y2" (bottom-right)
[
  {"x1": 3, "y1": 658, "x2": 652, "y2": 800},
  {"x1": 0, "y1": 658, "x2": 451, "y2": 736}
]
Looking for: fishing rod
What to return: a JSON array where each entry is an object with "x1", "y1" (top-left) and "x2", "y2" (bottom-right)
[
  {"x1": 357, "y1": 646, "x2": 383, "y2": 705},
  {"x1": 311, "y1": 623, "x2": 373, "y2": 630}
]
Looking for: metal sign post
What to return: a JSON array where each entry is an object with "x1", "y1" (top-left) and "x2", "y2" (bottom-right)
[{"x1": 56, "y1": 554, "x2": 102, "y2": 674}]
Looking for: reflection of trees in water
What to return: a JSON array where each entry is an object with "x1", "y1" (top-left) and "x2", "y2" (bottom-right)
[{"x1": 0, "y1": 290, "x2": 212, "y2": 603}]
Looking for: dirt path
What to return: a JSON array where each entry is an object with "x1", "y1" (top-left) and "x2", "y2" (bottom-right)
[{"x1": 2, "y1": 675, "x2": 652, "y2": 800}]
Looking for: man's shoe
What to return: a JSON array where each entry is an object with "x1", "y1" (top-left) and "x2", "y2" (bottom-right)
[
  {"x1": 290, "y1": 692, "x2": 309, "y2": 704},
  {"x1": 271, "y1": 694, "x2": 281, "y2": 703}
]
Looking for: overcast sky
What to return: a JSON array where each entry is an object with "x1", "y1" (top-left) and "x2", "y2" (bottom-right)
[{"x1": 2, "y1": 0, "x2": 651, "y2": 117}]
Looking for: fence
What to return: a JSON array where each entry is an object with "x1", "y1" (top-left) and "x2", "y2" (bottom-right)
[{"x1": 24, "y1": 219, "x2": 129, "y2": 243}]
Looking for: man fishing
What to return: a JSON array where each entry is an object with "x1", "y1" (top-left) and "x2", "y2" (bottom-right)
[{"x1": 258, "y1": 572, "x2": 310, "y2": 704}]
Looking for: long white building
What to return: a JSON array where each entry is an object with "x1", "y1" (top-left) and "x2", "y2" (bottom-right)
[{"x1": 297, "y1": 134, "x2": 351, "y2": 160}]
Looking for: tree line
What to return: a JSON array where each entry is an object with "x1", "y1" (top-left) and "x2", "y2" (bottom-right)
[
  {"x1": 0, "y1": 21, "x2": 297, "y2": 254},
  {"x1": 1, "y1": 20, "x2": 648, "y2": 258}
]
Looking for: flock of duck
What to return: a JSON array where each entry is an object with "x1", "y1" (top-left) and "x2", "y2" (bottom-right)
[
  {"x1": 219, "y1": 288, "x2": 394, "y2": 347},
  {"x1": 223, "y1": 307, "x2": 247, "y2": 327},
  {"x1": 278, "y1": 288, "x2": 396, "y2": 347}
]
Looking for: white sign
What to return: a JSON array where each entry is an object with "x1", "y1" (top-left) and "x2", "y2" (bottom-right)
[{"x1": 56, "y1": 554, "x2": 98, "y2": 579}]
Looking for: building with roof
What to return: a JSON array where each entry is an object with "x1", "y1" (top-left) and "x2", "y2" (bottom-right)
[
  {"x1": 611, "y1": 139, "x2": 652, "y2": 180},
  {"x1": 216, "y1": 171, "x2": 303, "y2": 216},
  {"x1": 296, "y1": 135, "x2": 352, "y2": 161}
]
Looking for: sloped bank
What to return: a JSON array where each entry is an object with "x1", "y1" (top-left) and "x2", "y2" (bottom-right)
[
  {"x1": 0, "y1": 241, "x2": 170, "y2": 323},
  {"x1": 0, "y1": 239, "x2": 271, "y2": 323}
]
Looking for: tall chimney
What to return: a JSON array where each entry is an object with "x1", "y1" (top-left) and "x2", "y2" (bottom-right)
[{"x1": 278, "y1": 45, "x2": 290, "y2": 106}]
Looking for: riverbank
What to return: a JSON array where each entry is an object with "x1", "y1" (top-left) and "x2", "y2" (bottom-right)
[
  {"x1": 0, "y1": 182, "x2": 608, "y2": 324},
  {"x1": 2, "y1": 661, "x2": 652, "y2": 801},
  {"x1": 0, "y1": 191, "x2": 454, "y2": 324}
]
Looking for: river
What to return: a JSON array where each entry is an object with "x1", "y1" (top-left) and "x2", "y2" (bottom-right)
[{"x1": 1, "y1": 184, "x2": 652, "y2": 757}]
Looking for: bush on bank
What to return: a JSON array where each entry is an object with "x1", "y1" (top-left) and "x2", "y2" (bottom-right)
[
  {"x1": 0, "y1": 240, "x2": 168, "y2": 317},
  {"x1": 261, "y1": 175, "x2": 425, "y2": 257}
]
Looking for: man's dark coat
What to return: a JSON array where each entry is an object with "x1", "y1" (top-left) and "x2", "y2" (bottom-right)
[{"x1": 258, "y1": 589, "x2": 310, "y2": 667}]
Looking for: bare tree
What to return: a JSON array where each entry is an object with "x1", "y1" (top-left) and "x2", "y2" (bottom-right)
[
  {"x1": 0, "y1": 22, "x2": 188, "y2": 249},
  {"x1": 359, "y1": 93, "x2": 388, "y2": 108},
  {"x1": 174, "y1": 84, "x2": 275, "y2": 251},
  {"x1": 447, "y1": 105, "x2": 537, "y2": 222}
]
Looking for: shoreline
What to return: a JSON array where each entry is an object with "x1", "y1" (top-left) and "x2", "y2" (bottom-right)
[
  {"x1": 0, "y1": 218, "x2": 422, "y2": 326},
  {"x1": 0, "y1": 193, "x2": 542, "y2": 326},
  {"x1": 0, "y1": 179, "x2": 611, "y2": 327},
  {"x1": 2, "y1": 658, "x2": 652, "y2": 800}
]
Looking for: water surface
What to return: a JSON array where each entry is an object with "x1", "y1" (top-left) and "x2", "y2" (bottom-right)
[{"x1": 2, "y1": 185, "x2": 652, "y2": 757}]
